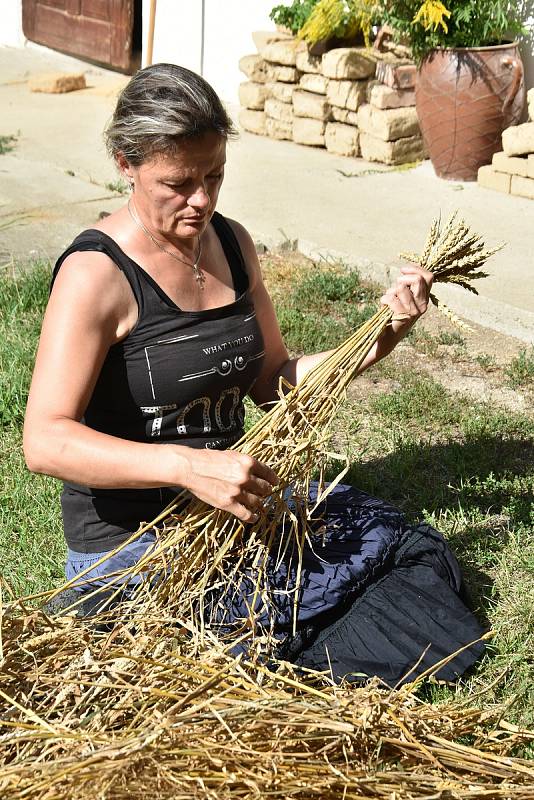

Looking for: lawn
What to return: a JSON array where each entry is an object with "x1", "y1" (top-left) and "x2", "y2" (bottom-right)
[{"x1": 1, "y1": 252, "x2": 533, "y2": 731}]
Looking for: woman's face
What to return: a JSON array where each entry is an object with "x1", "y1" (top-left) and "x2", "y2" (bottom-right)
[{"x1": 124, "y1": 131, "x2": 226, "y2": 241}]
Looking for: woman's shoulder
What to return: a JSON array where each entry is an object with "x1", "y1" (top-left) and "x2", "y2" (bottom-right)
[
  {"x1": 56, "y1": 247, "x2": 123, "y2": 285},
  {"x1": 55, "y1": 234, "x2": 125, "y2": 292},
  {"x1": 55, "y1": 207, "x2": 133, "y2": 286},
  {"x1": 50, "y1": 244, "x2": 137, "y2": 343},
  {"x1": 53, "y1": 216, "x2": 137, "y2": 329}
]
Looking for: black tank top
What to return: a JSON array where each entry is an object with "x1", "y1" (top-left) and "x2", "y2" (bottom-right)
[{"x1": 53, "y1": 212, "x2": 265, "y2": 553}]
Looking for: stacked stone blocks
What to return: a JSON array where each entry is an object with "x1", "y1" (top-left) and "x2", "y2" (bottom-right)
[
  {"x1": 478, "y1": 91, "x2": 534, "y2": 200},
  {"x1": 238, "y1": 34, "x2": 424, "y2": 165}
]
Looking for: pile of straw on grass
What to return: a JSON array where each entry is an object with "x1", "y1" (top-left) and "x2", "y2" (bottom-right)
[
  {"x1": 2, "y1": 214, "x2": 533, "y2": 798},
  {"x1": 1, "y1": 607, "x2": 533, "y2": 798}
]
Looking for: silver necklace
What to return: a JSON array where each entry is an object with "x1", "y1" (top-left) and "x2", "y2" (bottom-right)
[{"x1": 127, "y1": 197, "x2": 204, "y2": 287}]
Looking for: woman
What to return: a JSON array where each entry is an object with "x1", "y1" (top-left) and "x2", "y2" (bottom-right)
[{"x1": 24, "y1": 64, "x2": 484, "y2": 685}]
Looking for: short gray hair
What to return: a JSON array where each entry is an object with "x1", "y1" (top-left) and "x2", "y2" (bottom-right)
[{"x1": 105, "y1": 63, "x2": 237, "y2": 165}]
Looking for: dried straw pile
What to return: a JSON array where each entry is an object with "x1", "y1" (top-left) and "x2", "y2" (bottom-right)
[
  {"x1": 2, "y1": 215, "x2": 533, "y2": 798},
  {"x1": 1, "y1": 610, "x2": 533, "y2": 799}
]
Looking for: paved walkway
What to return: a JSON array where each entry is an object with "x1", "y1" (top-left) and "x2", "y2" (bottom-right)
[{"x1": 1, "y1": 44, "x2": 533, "y2": 342}]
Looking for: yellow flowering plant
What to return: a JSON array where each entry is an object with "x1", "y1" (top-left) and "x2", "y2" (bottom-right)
[
  {"x1": 270, "y1": 1, "x2": 530, "y2": 63},
  {"x1": 379, "y1": 0, "x2": 529, "y2": 62},
  {"x1": 411, "y1": 1, "x2": 451, "y2": 33},
  {"x1": 296, "y1": 0, "x2": 376, "y2": 47}
]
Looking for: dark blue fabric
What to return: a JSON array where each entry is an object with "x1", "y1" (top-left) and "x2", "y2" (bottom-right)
[
  {"x1": 292, "y1": 524, "x2": 485, "y2": 685},
  {"x1": 205, "y1": 484, "x2": 405, "y2": 640},
  {"x1": 65, "y1": 483, "x2": 405, "y2": 632}
]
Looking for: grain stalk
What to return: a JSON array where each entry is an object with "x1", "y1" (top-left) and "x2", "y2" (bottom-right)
[{"x1": 36, "y1": 214, "x2": 503, "y2": 655}]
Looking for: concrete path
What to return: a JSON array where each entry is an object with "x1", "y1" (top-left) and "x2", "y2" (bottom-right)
[{"x1": 1, "y1": 44, "x2": 533, "y2": 342}]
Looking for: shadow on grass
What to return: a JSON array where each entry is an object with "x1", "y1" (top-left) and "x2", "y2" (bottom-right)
[
  {"x1": 325, "y1": 433, "x2": 533, "y2": 628},
  {"x1": 338, "y1": 434, "x2": 533, "y2": 526}
]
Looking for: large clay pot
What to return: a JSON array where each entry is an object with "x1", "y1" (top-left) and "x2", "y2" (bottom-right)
[{"x1": 415, "y1": 43, "x2": 525, "y2": 181}]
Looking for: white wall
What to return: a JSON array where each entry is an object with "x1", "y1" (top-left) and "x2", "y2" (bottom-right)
[
  {"x1": 1, "y1": 0, "x2": 25, "y2": 47},
  {"x1": 141, "y1": 0, "x2": 204, "y2": 75},
  {"x1": 202, "y1": 0, "x2": 285, "y2": 103},
  {"x1": 142, "y1": 0, "x2": 284, "y2": 103}
]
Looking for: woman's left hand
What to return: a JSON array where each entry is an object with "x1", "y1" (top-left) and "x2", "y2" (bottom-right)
[{"x1": 380, "y1": 265, "x2": 434, "y2": 337}]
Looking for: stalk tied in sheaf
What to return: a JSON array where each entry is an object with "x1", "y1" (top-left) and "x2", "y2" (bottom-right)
[{"x1": 47, "y1": 213, "x2": 504, "y2": 656}]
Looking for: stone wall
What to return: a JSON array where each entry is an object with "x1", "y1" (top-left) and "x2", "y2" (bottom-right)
[
  {"x1": 478, "y1": 89, "x2": 534, "y2": 200},
  {"x1": 238, "y1": 33, "x2": 425, "y2": 166}
]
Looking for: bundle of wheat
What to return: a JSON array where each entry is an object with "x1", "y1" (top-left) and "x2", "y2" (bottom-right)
[
  {"x1": 51, "y1": 213, "x2": 500, "y2": 651},
  {"x1": 4, "y1": 214, "x2": 532, "y2": 800}
]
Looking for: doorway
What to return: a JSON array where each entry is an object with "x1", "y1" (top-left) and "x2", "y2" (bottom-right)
[{"x1": 22, "y1": 0, "x2": 142, "y2": 73}]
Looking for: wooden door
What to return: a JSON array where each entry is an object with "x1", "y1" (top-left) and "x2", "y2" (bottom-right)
[{"x1": 22, "y1": 0, "x2": 135, "y2": 72}]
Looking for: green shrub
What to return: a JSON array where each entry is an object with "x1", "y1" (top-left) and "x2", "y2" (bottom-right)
[
  {"x1": 269, "y1": 0, "x2": 320, "y2": 34},
  {"x1": 380, "y1": 0, "x2": 530, "y2": 63},
  {"x1": 505, "y1": 347, "x2": 534, "y2": 388}
]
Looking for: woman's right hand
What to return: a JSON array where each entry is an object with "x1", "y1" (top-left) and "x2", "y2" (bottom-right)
[{"x1": 178, "y1": 448, "x2": 279, "y2": 523}]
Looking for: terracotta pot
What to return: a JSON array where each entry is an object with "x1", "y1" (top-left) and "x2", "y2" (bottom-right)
[{"x1": 415, "y1": 43, "x2": 525, "y2": 181}]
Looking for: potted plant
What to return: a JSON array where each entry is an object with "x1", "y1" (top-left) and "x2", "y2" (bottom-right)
[{"x1": 379, "y1": 1, "x2": 529, "y2": 180}]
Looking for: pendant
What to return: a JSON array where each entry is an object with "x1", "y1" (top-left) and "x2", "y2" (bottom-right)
[{"x1": 193, "y1": 263, "x2": 205, "y2": 287}]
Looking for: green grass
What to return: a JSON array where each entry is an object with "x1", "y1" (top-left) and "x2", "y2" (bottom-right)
[
  {"x1": 1, "y1": 425, "x2": 64, "y2": 596},
  {"x1": 263, "y1": 257, "x2": 379, "y2": 354},
  {"x1": 105, "y1": 178, "x2": 129, "y2": 195},
  {"x1": 437, "y1": 330, "x2": 465, "y2": 347},
  {"x1": 0, "y1": 260, "x2": 65, "y2": 595},
  {"x1": 474, "y1": 353, "x2": 496, "y2": 371},
  {"x1": 408, "y1": 327, "x2": 470, "y2": 361},
  {"x1": 0, "y1": 261, "x2": 52, "y2": 426},
  {"x1": 406, "y1": 327, "x2": 440, "y2": 356},
  {"x1": 506, "y1": 346, "x2": 534, "y2": 388},
  {"x1": 338, "y1": 378, "x2": 533, "y2": 523},
  {"x1": 0, "y1": 133, "x2": 17, "y2": 154},
  {"x1": 1, "y1": 255, "x2": 533, "y2": 729}
]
